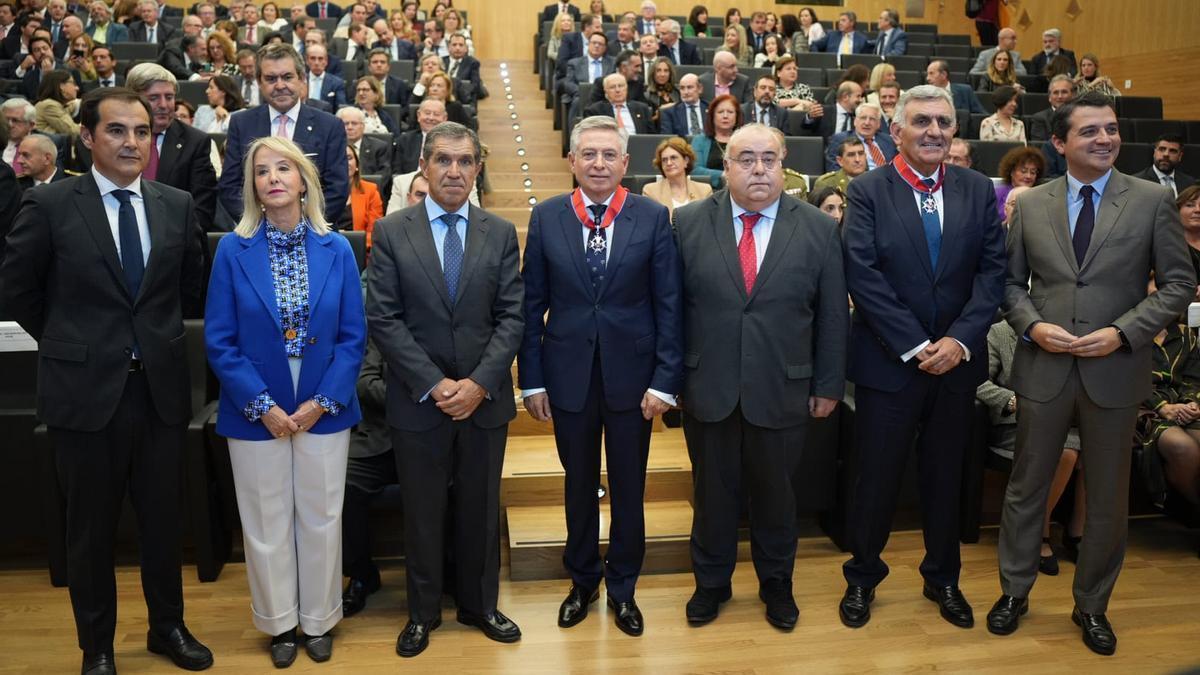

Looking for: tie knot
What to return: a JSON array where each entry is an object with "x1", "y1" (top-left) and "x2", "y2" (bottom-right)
[
  {"x1": 112, "y1": 189, "x2": 134, "y2": 205},
  {"x1": 921, "y1": 178, "x2": 936, "y2": 189},
  {"x1": 439, "y1": 212, "x2": 459, "y2": 228},
  {"x1": 1080, "y1": 184, "x2": 1095, "y2": 199},
  {"x1": 739, "y1": 212, "x2": 762, "y2": 230},
  {"x1": 588, "y1": 203, "x2": 607, "y2": 224}
]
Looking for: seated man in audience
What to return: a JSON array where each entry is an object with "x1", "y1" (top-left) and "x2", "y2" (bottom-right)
[
  {"x1": 340, "y1": 106, "x2": 392, "y2": 175},
  {"x1": 698, "y1": 51, "x2": 750, "y2": 104},
  {"x1": 306, "y1": 43, "x2": 347, "y2": 108},
  {"x1": 14, "y1": 133, "x2": 64, "y2": 190},
  {"x1": 824, "y1": 101, "x2": 894, "y2": 172},
  {"x1": 814, "y1": 135, "x2": 867, "y2": 193},
  {"x1": 130, "y1": 0, "x2": 177, "y2": 45},
  {"x1": 636, "y1": 33, "x2": 659, "y2": 84},
  {"x1": 307, "y1": 0, "x2": 342, "y2": 19},
  {"x1": 1, "y1": 99, "x2": 35, "y2": 173},
  {"x1": 584, "y1": 72, "x2": 655, "y2": 134},
  {"x1": 559, "y1": 30, "x2": 612, "y2": 112},
  {"x1": 1031, "y1": 28, "x2": 1076, "y2": 77},
  {"x1": 342, "y1": 21, "x2": 374, "y2": 65},
  {"x1": 443, "y1": 33, "x2": 483, "y2": 103},
  {"x1": 556, "y1": 12, "x2": 603, "y2": 80},
  {"x1": 16, "y1": 35, "x2": 60, "y2": 100},
  {"x1": 588, "y1": 50, "x2": 643, "y2": 107},
  {"x1": 85, "y1": 0, "x2": 129, "y2": 44},
  {"x1": 607, "y1": 18, "x2": 637, "y2": 56},
  {"x1": 367, "y1": 47, "x2": 411, "y2": 106},
  {"x1": 656, "y1": 19, "x2": 699, "y2": 65},
  {"x1": 232, "y1": 48, "x2": 259, "y2": 105},
  {"x1": 421, "y1": 18, "x2": 447, "y2": 57},
  {"x1": 637, "y1": 0, "x2": 657, "y2": 35},
  {"x1": 1, "y1": 13, "x2": 43, "y2": 61},
  {"x1": 803, "y1": 80, "x2": 862, "y2": 139},
  {"x1": 1134, "y1": 133, "x2": 1196, "y2": 197},
  {"x1": 741, "y1": 75, "x2": 789, "y2": 132},
  {"x1": 371, "y1": 16, "x2": 417, "y2": 62},
  {"x1": 392, "y1": 98, "x2": 447, "y2": 174},
  {"x1": 810, "y1": 11, "x2": 870, "y2": 54},
  {"x1": 971, "y1": 27, "x2": 1027, "y2": 76},
  {"x1": 926, "y1": 59, "x2": 984, "y2": 114},
  {"x1": 159, "y1": 33, "x2": 207, "y2": 81},
  {"x1": 1028, "y1": 74, "x2": 1074, "y2": 141},
  {"x1": 947, "y1": 137, "x2": 977, "y2": 170},
  {"x1": 304, "y1": 27, "x2": 343, "y2": 76},
  {"x1": 870, "y1": 8, "x2": 907, "y2": 56},
  {"x1": 745, "y1": 11, "x2": 770, "y2": 54},
  {"x1": 54, "y1": 15, "x2": 84, "y2": 60},
  {"x1": 660, "y1": 73, "x2": 708, "y2": 137},
  {"x1": 386, "y1": 166, "x2": 480, "y2": 214},
  {"x1": 82, "y1": 44, "x2": 122, "y2": 91},
  {"x1": 542, "y1": 1, "x2": 580, "y2": 24}
]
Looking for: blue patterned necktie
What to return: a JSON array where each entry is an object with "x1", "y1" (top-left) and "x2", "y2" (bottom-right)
[
  {"x1": 440, "y1": 212, "x2": 464, "y2": 302},
  {"x1": 585, "y1": 203, "x2": 607, "y2": 293},
  {"x1": 920, "y1": 179, "x2": 942, "y2": 268},
  {"x1": 113, "y1": 189, "x2": 145, "y2": 298}
]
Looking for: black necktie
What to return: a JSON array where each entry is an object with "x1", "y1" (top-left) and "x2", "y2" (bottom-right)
[
  {"x1": 101, "y1": 79, "x2": 112, "y2": 87},
  {"x1": 842, "y1": 112, "x2": 852, "y2": 132},
  {"x1": 113, "y1": 189, "x2": 145, "y2": 298},
  {"x1": 585, "y1": 203, "x2": 607, "y2": 292},
  {"x1": 1072, "y1": 185, "x2": 1095, "y2": 266}
]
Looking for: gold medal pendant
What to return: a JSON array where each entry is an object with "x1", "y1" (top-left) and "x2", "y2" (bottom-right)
[{"x1": 284, "y1": 328, "x2": 297, "y2": 341}]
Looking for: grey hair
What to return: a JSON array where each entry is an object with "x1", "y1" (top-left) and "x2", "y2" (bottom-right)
[
  {"x1": 1048, "y1": 73, "x2": 1075, "y2": 89},
  {"x1": 661, "y1": 19, "x2": 680, "y2": 35},
  {"x1": 125, "y1": 62, "x2": 179, "y2": 94},
  {"x1": 891, "y1": 84, "x2": 956, "y2": 129},
  {"x1": 854, "y1": 101, "x2": 883, "y2": 118},
  {"x1": 21, "y1": 132, "x2": 58, "y2": 157},
  {"x1": 421, "y1": 121, "x2": 482, "y2": 164},
  {"x1": 569, "y1": 115, "x2": 629, "y2": 155},
  {"x1": 0, "y1": 98, "x2": 36, "y2": 123},
  {"x1": 726, "y1": 122, "x2": 788, "y2": 159},
  {"x1": 335, "y1": 106, "x2": 365, "y2": 122},
  {"x1": 1043, "y1": 28, "x2": 1061, "y2": 39}
]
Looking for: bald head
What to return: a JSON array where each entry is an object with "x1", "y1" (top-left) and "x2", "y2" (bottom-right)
[
  {"x1": 416, "y1": 98, "x2": 447, "y2": 132},
  {"x1": 678, "y1": 73, "x2": 701, "y2": 103},
  {"x1": 998, "y1": 27, "x2": 1017, "y2": 50}
]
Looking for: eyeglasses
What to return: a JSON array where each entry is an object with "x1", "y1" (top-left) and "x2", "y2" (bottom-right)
[{"x1": 730, "y1": 154, "x2": 779, "y2": 171}]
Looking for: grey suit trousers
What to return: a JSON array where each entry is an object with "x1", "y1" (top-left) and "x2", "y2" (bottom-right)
[{"x1": 998, "y1": 364, "x2": 1136, "y2": 613}]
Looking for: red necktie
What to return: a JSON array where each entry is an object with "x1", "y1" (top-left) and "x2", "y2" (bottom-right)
[
  {"x1": 738, "y1": 212, "x2": 760, "y2": 293},
  {"x1": 865, "y1": 138, "x2": 885, "y2": 168},
  {"x1": 614, "y1": 104, "x2": 625, "y2": 128},
  {"x1": 319, "y1": 3, "x2": 326, "y2": 18},
  {"x1": 145, "y1": 135, "x2": 160, "y2": 180}
]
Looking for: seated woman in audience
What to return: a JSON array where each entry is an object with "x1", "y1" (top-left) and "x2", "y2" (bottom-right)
[
  {"x1": 547, "y1": 12, "x2": 574, "y2": 65},
  {"x1": 113, "y1": 0, "x2": 139, "y2": 25},
  {"x1": 764, "y1": 12, "x2": 779, "y2": 34},
  {"x1": 724, "y1": 7, "x2": 745, "y2": 38},
  {"x1": 259, "y1": 2, "x2": 288, "y2": 31},
  {"x1": 642, "y1": 136, "x2": 712, "y2": 217},
  {"x1": 390, "y1": 9, "x2": 420, "y2": 43},
  {"x1": 415, "y1": 71, "x2": 472, "y2": 127},
  {"x1": 717, "y1": 21, "x2": 753, "y2": 67},
  {"x1": 354, "y1": 76, "x2": 397, "y2": 135},
  {"x1": 1074, "y1": 53, "x2": 1121, "y2": 98},
  {"x1": 205, "y1": 136, "x2": 364, "y2": 669},
  {"x1": 978, "y1": 48, "x2": 1021, "y2": 92},
  {"x1": 798, "y1": 7, "x2": 825, "y2": 48},
  {"x1": 644, "y1": 57, "x2": 680, "y2": 111},
  {"x1": 401, "y1": 1, "x2": 424, "y2": 35},
  {"x1": 808, "y1": 185, "x2": 845, "y2": 226},
  {"x1": 772, "y1": 56, "x2": 816, "y2": 114},
  {"x1": 194, "y1": 75, "x2": 245, "y2": 134},
  {"x1": 684, "y1": 5, "x2": 708, "y2": 37},
  {"x1": 345, "y1": 145, "x2": 383, "y2": 247},
  {"x1": 979, "y1": 319, "x2": 1086, "y2": 574},
  {"x1": 994, "y1": 146, "x2": 1044, "y2": 218},
  {"x1": 206, "y1": 31, "x2": 240, "y2": 78},
  {"x1": 412, "y1": 53, "x2": 445, "y2": 97},
  {"x1": 443, "y1": 9, "x2": 474, "y2": 56},
  {"x1": 754, "y1": 34, "x2": 788, "y2": 69},
  {"x1": 175, "y1": 99, "x2": 196, "y2": 126},
  {"x1": 65, "y1": 34, "x2": 98, "y2": 82},
  {"x1": 1178, "y1": 186, "x2": 1200, "y2": 282},
  {"x1": 780, "y1": 13, "x2": 806, "y2": 53},
  {"x1": 866, "y1": 62, "x2": 899, "y2": 103},
  {"x1": 216, "y1": 19, "x2": 241, "y2": 43},
  {"x1": 588, "y1": 0, "x2": 613, "y2": 23},
  {"x1": 690, "y1": 93, "x2": 742, "y2": 188},
  {"x1": 34, "y1": 70, "x2": 81, "y2": 139},
  {"x1": 979, "y1": 85, "x2": 1026, "y2": 142},
  {"x1": 825, "y1": 64, "x2": 870, "y2": 103},
  {"x1": 430, "y1": 1, "x2": 447, "y2": 21}
]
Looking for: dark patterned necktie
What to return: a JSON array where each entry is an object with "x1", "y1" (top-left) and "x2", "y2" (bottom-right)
[
  {"x1": 585, "y1": 203, "x2": 607, "y2": 293},
  {"x1": 920, "y1": 179, "x2": 941, "y2": 268},
  {"x1": 441, "y1": 213, "x2": 464, "y2": 302}
]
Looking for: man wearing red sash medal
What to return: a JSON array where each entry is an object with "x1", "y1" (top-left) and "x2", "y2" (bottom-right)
[
  {"x1": 519, "y1": 115, "x2": 683, "y2": 636},
  {"x1": 840, "y1": 85, "x2": 1007, "y2": 629}
]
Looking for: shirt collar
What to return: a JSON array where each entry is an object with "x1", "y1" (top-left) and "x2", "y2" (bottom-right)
[
  {"x1": 1152, "y1": 166, "x2": 1174, "y2": 180},
  {"x1": 92, "y1": 165, "x2": 141, "y2": 195},
  {"x1": 272, "y1": 100, "x2": 301, "y2": 124},
  {"x1": 731, "y1": 195, "x2": 781, "y2": 221},
  {"x1": 1066, "y1": 168, "x2": 1113, "y2": 200},
  {"x1": 424, "y1": 195, "x2": 470, "y2": 226},
  {"x1": 580, "y1": 190, "x2": 614, "y2": 208}
]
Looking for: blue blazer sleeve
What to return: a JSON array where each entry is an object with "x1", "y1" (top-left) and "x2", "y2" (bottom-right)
[
  {"x1": 648, "y1": 204, "x2": 684, "y2": 395},
  {"x1": 204, "y1": 235, "x2": 270, "y2": 412},
  {"x1": 516, "y1": 203, "x2": 548, "y2": 391},
  {"x1": 690, "y1": 134, "x2": 723, "y2": 188},
  {"x1": 313, "y1": 234, "x2": 367, "y2": 410}
]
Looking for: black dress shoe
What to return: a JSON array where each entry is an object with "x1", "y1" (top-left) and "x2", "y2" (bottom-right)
[
  {"x1": 759, "y1": 579, "x2": 799, "y2": 631},
  {"x1": 1072, "y1": 607, "x2": 1117, "y2": 655},
  {"x1": 838, "y1": 585, "x2": 874, "y2": 628},
  {"x1": 304, "y1": 632, "x2": 333, "y2": 662},
  {"x1": 1063, "y1": 534, "x2": 1082, "y2": 563},
  {"x1": 147, "y1": 625, "x2": 214, "y2": 671},
  {"x1": 456, "y1": 609, "x2": 521, "y2": 643},
  {"x1": 81, "y1": 652, "x2": 116, "y2": 675},
  {"x1": 923, "y1": 583, "x2": 974, "y2": 628},
  {"x1": 685, "y1": 584, "x2": 732, "y2": 625},
  {"x1": 986, "y1": 595, "x2": 1028, "y2": 636},
  {"x1": 342, "y1": 577, "x2": 381, "y2": 617},
  {"x1": 269, "y1": 629, "x2": 298, "y2": 669},
  {"x1": 558, "y1": 584, "x2": 599, "y2": 628},
  {"x1": 607, "y1": 596, "x2": 644, "y2": 636},
  {"x1": 395, "y1": 618, "x2": 441, "y2": 657},
  {"x1": 1039, "y1": 537, "x2": 1060, "y2": 576}
]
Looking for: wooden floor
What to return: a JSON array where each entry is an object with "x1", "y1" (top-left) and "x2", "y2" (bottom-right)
[{"x1": 1, "y1": 522, "x2": 1198, "y2": 673}]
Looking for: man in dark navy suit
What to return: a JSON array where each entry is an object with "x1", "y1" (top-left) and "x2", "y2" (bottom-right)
[
  {"x1": 218, "y1": 43, "x2": 348, "y2": 223},
  {"x1": 541, "y1": 1, "x2": 580, "y2": 25},
  {"x1": 519, "y1": 115, "x2": 682, "y2": 638},
  {"x1": 655, "y1": 19, "x2": 700, "y2": 65},
  {"x1": 443, "y1": 33, "x2": 483, "y2": 102},
  {"x1": 554, "y1": 12, "x2": 601, "y2": 80},
  {"x1": 926, "y1": 60, "x2": 985, "y2": 115},
  {"x1": 810, "y1": 11, "x2": 870, "y2": 54},
  {"x1": 660, "y1": 73, "x2": 707, "y2": 137},
  {"x1": 366, "y1": 48, "x2": 411, "y2": 107},
  {"x1": 304, "y1": 43, "x2": 346, "y2": 107},
  {"x1": 306, "y1": 0, "x2": 342, "y2": 19},
  {"x1": 839, "y1": 85, "x2": 1006, "y2": 630},
  {"x1": 741, "y1": 76, "x2": 789, "y2": 133}
]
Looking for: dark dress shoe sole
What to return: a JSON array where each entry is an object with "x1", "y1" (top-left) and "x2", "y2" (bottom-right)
[
  {"x1": 1072, "y1": 612, "x2": 1117, "y2": 656},
  {"x1": 396, "y1": 618, "x2": 442, "y2": 657},
  {"x1": 558, "y1": 588, "x2": 600, "y2": 628},
  {"x1": 81, "y1": 655, "x2": 116, "y2": 675},
  {"x1": 457, "y1": 614, "x2": 522, "y2": 643},
  {"x1": 147, "y1": 631, "x2": 214, "y2": 671},
  {"x1": 986, "y1": 603, "x2": 1029, "y2": 636},
  {"x1": 765, "y1": 612, "x2": 798, "y2": 631},
  {"x1": 922, "y1": 587, "x2": 974, "y2": 628}
]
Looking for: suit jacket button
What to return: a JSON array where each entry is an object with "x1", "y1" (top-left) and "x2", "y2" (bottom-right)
[
  {"x1": 1076, "y1": 281, "x2": 1086, "y2": 288},
  {"x1": 308, "y1": 337, "x2": 317, "y2": 344},
  {"x1": 123, "y1": 347, "x2": 133, "y2": 356}
]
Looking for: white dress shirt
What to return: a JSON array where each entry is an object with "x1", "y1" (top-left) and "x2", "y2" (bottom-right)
[
  {"x1": 272, "y1": 101, "x2": 300, "y2": 140},
  {"x1": 93, "y1": 166, "x2": 151, "y2": 268},
  {"x1": 731, "y1": 195, "x2": 778, "y2": 273},
  {"x1": 1152, "y1": 166, "x2": 1179, "y2": 197}
]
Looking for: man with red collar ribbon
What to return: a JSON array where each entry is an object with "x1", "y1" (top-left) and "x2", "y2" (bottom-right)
[
  {"x1": 518, "y1": 115, "x2": 683, "y2": 637},
  {"x1": 840, "y1": 84, "x2": 1007, "y2": 630}
]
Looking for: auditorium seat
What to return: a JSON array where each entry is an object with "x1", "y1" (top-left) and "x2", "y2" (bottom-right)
[
  {"x1": 177, "y1": 80, "x2": 208, "y2": 107},
  {"x1": 893, "y1": 70, "x2": 923, "y2": 89},
  {"x1": 796, "y1": 68, "x2": 824, "y2": 87},
  {"x1": 969, "y1": 140, "x2": 1024, "y2": 177},
  {"x1": 792, "y1": 53, "x2": 838, "y2": 71},
  {"x1": 626, "y1": 135, "x2": 673, "y2": 175},
  {"x1": 839, "y1": 54, "x2": 882, "y2": 72},
  {"x1": 782, "y1": 136, "x2": 825, "y2": 176},
  {"x1": 620, "y1": 174, "x2": 658, "y2": 195},
  {"x1": 1180, "y1": 145, "x2": 1200, "y2": 177},
  {"x1": 1119, "y1": 96, "x2": 1164, "y2": 120},
  {"x1": 1185, "y1": 121, "x2": 1200, "y2": 144},
  {"x1": 1114, "y1": 142, "x2": 1151, "y2": 174},
  {"x1": 933, "y1": 44, "x2": 971, "y2": 59},
  {"x1": 935, "y1": 34, "x2": 972, "y2": 46},
  {"x1": 1132, "y1": 119, "x2": 1186, "y2": 144},
  {"x1": 1019, "y1": 92, "x2": 1050, "y2": 116},
  {"x1": 886, "y1": 55, "x2": 928, "y2": 72},
  {"x1": 110, "y1": 42, "x2": 159, "y2": 62}
]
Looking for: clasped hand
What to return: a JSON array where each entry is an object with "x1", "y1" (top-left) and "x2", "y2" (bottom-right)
[
  {"x1": 261, "y1": 400, "x2": 325, "y2": 437},
  {"x1": 1159, "y1": 402, "x2": 1200, "y2": 425},
  {"x1": 916, "y1": 337, "x2": 964, "y2": 375},
  {"x1": 432, "y1": 377, "x2": 486, "y2": 421},
  {"x1": 1030, "y1": 323, "x2": 1121, "y2": 358}
]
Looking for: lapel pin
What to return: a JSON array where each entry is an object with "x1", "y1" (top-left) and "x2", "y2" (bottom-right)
[
  {"x1": 306, "y1": 125, "x2": 313, "y2": 132},
  {"x1": 176, "y1": 143, "x2": 182, "y2": 149}
]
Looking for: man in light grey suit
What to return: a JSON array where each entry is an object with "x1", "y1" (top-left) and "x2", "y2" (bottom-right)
[
  {"x1": 365, "y1": 122, "x2": 524, "y2": 658},
  {"x1": 988, "y1": 91, "x2": 1196, "y2": 655},
  {"x1": 674, "y1": 123, "x2": 848, "y2": 630},
  {"x1": 558, "y1": 31, "x2": 614, "y2": 110}
]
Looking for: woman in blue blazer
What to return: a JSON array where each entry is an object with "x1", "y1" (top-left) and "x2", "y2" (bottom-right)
[{"x1": 205, "y1": 137, "x2": 365, "y2": 668}]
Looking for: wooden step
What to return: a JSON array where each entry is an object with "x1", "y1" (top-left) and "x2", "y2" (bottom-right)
[
  {"x1": 506, "y1": 499, "x2": 696, "y2": 581},
  {"x1": 502, "y1": 427, "x2": 690, "y2": 506}
]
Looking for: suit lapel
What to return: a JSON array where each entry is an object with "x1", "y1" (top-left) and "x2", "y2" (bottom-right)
[
  {"x1": 558, "y1": 200, "x2": 595, "y2": 298},
  {"x1": 155, "y1": 120, "x2": 183, "y2": 180},
  {"x1": 709, "y1": 193, "x2": 747, "y2": 300},
  {"x1": 599, "y1": 206, "x2": 634, "y2": 298},
  {"x1": 1081, "y1": 171, "x2": 1131, "y2": 271},
  {"x1": 455, "y1": 205, "x2": 489, "y2": 303},
  {"x1": 887, "y1": 168, "x2": 935, "y2": 280},
  {"x1": 293, "y1": 105, "x2": 317, "y2": 148},
  {"x1": 235, "y1": 229, "x2": 282, "y2": 330},
  {"x1": 934, "y1": 169, "x2": 961, "y2": 280},
  {"x1": 75, "y1": 173, "x2": 130, "y2": 302},
  {"x1": 135, "y1": 180, "x2": 170, "y2": 305},
  {"x1": 402, "y1": 206, "x2": 453, "y2": 310},
  {"x1": 1043, "y1": 177, "x2": 1079, "y2": 274},
  {"x1": 750, "y1": 198, "x2": 797, "y2": 300}
]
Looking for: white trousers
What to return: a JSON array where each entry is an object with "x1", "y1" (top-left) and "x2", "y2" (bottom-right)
[{"x1": 227, "y1": 358, "x2": 351, "y2": 636}]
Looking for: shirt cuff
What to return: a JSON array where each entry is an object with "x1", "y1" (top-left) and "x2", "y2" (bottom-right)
[
  {"x1": 647, "y1": 388, "x2": 677, "y2": 407},
  {"x1": 313, "y1": 393, "x2": 343, "y2": 416},
  {"x1": 901, "y1": 339, "x2": 930, "y2": 363},
  {"x1": 520, "y1": 388, "x2": 547, "y2": 399},
  {"x1": 243, "y1": 391, "x2": 276, "y2": 422},
  {"x1": 953, "y1": 339, "x2": 972, "y2": 362},
  {"x1": 419, "y1": 384, "x2": 437, "y2": 403}
]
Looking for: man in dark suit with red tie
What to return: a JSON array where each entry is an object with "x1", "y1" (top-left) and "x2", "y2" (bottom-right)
[
  {"x1": 306, "y1": 0, "x2": 342, "y2": 19},
  {"x1": 840, "y1": 85, "x2": 1007, "y2": 630},
  {"x1": 519, "y1": 115, "x2": 682, "y2": 637}
]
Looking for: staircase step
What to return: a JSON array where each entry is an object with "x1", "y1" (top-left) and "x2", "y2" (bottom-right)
[
  {"x1": 502, "y1": 428, "x2": 690, "y2": 506},
  {"x1": 506, "y1": 499, "x2": 695, "y2": 581}
]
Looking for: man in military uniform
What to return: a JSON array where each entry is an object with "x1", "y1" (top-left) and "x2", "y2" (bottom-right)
[
  {"x1": 782, "y1": 168, "x2": 809, "y2": 200},
  {"x1": 814, "y1": 136, "x2": 868, "y2": 192}
]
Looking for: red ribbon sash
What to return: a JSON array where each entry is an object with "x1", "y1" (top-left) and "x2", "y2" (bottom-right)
[
  {"x1": 571, "y1": 186, "x2": 629, "y2": 230},
  {"x1": 892, "y1": 154, "x2": 946, "y2": 194}
]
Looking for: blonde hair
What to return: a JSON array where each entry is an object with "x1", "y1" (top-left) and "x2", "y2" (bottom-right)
[
  {"x1": 868, "y1": 62, "x2": 895, "y2": 92},
  {"x1": 235, "y1": 136, "x2": 331, "y2": 237}
]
